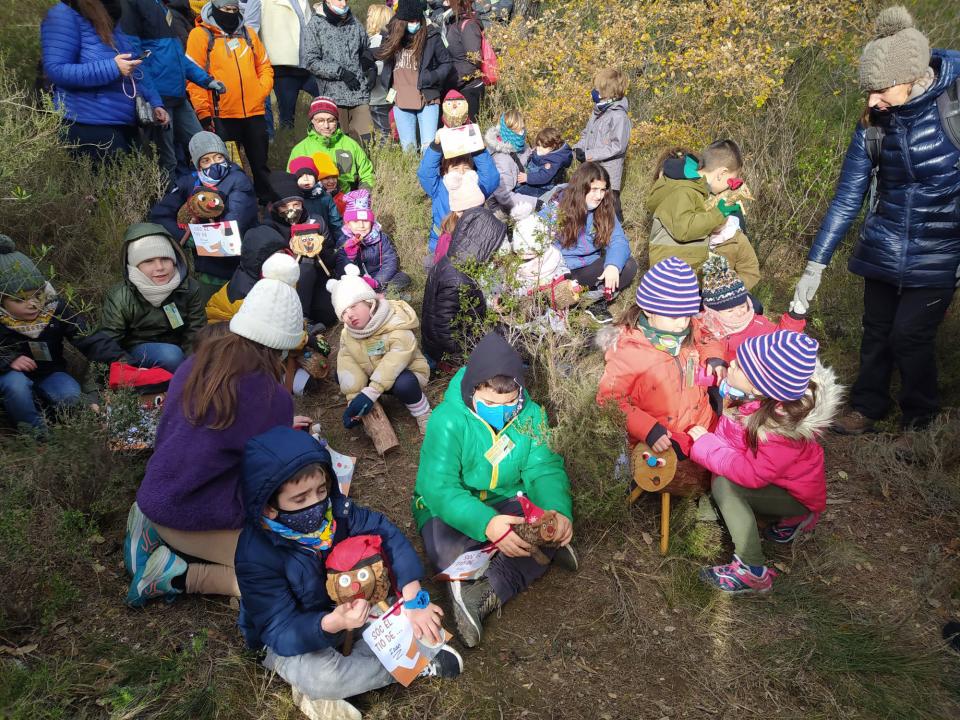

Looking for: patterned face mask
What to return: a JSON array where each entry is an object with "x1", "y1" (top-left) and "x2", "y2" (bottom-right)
[{"x1": 275, "y1": 498, "x2": 331, "y2": 534}]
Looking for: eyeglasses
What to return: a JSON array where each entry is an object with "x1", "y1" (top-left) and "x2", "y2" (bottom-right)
[{"x1": 313, "y1": 117, "x2": 338, "y2": 126}]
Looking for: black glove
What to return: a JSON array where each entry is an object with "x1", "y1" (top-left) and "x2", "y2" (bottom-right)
[
  {"x1": 339, "y1": 67, "x2": 361, "y2": 91},
  {"x1": 574, "y1": 147, "x2": 586, "y2": 163}
]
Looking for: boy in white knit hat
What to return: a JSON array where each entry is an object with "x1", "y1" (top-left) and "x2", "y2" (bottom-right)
[{"x1": 327, "y1": 265, "x2": 432, "y2": 434}]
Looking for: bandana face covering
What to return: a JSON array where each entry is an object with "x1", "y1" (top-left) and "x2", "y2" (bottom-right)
[{"x1": 637, "y1": 314, "x2": 690, "y2": 357}]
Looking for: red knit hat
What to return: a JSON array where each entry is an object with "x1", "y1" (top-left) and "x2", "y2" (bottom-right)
[
  {"x1": 309, "y1": 96, "x2": 339, "y2": 120},
  {"x1": 517, "y1": 492, "x2": 545, "y2": 524},
  {"x1": 289, "y1": 156, "x2": 319, "y2": 179},
  {"x1": 325, "y1": 534, "x2": 384, "y2": 571},
  {"x1": 108, "y1": 362, "x2": 173, "y2": 393}
]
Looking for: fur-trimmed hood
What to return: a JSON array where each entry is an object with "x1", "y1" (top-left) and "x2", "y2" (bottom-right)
[
  {"x1": 484, "y1": 125, "x2": 529, "y2": 156},
  {"x1": 736, "y1": 363, "x2": 844, "y2": 441}
]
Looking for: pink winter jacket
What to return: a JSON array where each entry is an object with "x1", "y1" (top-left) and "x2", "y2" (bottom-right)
[{"x1": 689, "y1": 364, "x2": 844, "y2": 512}]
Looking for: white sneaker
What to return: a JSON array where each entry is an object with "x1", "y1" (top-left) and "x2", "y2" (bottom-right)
[{"x1": 291, "y1": 688, "x2": 361, "y2": 720}]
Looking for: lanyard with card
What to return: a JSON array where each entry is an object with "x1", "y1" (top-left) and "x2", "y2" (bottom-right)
[
  {"x1": 162, "y1": 303, "x2": 184, "y2": 329},
  {"x1": 27, "y1": 341, "x2": 53, "y2": 362},
  {"x1": 484, "y1": 434, "x2": 515, "y2": 467}
]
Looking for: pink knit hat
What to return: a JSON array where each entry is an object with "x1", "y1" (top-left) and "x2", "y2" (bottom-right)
[
  {"x1": 342, "y1": 189, "x2": 375, "y2": 224},
  {"x1": 309, "y1": 96, "x2": 339, "y2": 120}
]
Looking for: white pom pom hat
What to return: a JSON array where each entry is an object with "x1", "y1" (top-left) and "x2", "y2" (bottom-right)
[
  {"x1": 261, "y1": 252, "x2": 300, "y2": 287},
  {"x1": 326, "y1": 264, "x2": 376, "y2": 319},
  {"x1": 229, "y1": 272, "x2": 305, "y2": 350}
]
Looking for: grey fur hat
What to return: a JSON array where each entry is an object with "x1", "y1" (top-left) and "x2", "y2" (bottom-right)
[{"x1": 859, "y1": 6, "x2": 930, "y2": 91}]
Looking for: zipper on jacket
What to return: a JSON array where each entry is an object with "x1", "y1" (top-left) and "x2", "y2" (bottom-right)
[
  {"x1": 896, "y1": 116, "x2": 914, "y2": 293},
  {"x1": 232, "y1": 42, "x2": 248, "y2": 117}
]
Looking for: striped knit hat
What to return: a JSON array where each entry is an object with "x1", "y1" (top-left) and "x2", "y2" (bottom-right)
[
  {"x1": 701, "y1": 254, "x2": 748, "y2": 310},
  {"x1": 635, "y1": 256, "x2": 701, "y2": 317},
  {"x1": 736, "y1": 330, "x2": 819, "y2": 401}
]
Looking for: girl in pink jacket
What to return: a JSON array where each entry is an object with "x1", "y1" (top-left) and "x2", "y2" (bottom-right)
[{"x1": 687, "y1": 330, "x2": 843, "y2": 594}]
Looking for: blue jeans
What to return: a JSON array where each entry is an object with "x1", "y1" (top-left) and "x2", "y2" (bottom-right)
[
  {"x1": 273, "y1": 73, "x2": 320, "y2": 129},
  {"x1": 128, "y1": 343, "x2": 186, "y2": 373},
  {"x1": 0, "y1": 371, "x2": 81, "y2": 429},
  {"x1": 152, "y1": 100, "x2": 203, "y2": 189},
  {"x1": 392, "y1": 104, "x2": 440, "y2": 152}
]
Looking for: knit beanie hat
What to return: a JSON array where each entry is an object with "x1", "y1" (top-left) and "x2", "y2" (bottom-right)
[
  {"x1": 312, "y1": 152, "x2": 340, "y2": 180},
  {"x1": 309, "y1": 96, "x2": 340, "y2": 121},
  {"x1": 0, "y1": 235, "x2": 45, "y2": 297},
  {"x1": 394, "y1": 0, "x2": 425, "y2": 22},
  {"x1": 635, "y1": 256, "x2": 701, "y2": 317},
  {"x1": 511, "y1": 215, "x2": 550, "y2": 257},
  {"x1": 229, "y1": 273, "x2": 305, "y2": 350},
  {"x1": 859, "y1": 6, "x2": 930, "y2": 91},
  {"x1": 326, "y1": 264, "x2": 377, "y2": 319},
  {"x1": 444, "y1": 169, "x2": 485, "y2": 212},
  {"x1": 736, "y1": 330, "x2": 819, "y2": 401},
  {"x1": 260, "y1": 252, "x2": 300, "y2": 288},
  {"x1": 269, "y1": 171, "x2": 304, "y2": 204},
  {"x1": 442, "y1": 89, "x2": 469, "y2": 128},
  {"x1": 700, "y1": 254, "x2": 748, "y2": 311},
  {"x1": 342, "y1": 189, "x2": 375, "y2": 224},
  {"x1": 212, "y1": 0, "x2": 239, "y2": 6},
  {"x1": 127, "y1": 234, "x2": 176, "y2": 268},
  {"x1": 289, "y1": 156, "x2": 319, "y2": 180},
  {"x1": 189, "y1": 131, "x2": 229, "y2": 168}
]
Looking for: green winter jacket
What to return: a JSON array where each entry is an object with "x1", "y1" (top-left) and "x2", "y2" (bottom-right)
[
  {"x1": 646, "y1": 173, "x2": 725, "y2": 270},
  {"x1": 287, "y1": 127, "x2": 375, "y2": 193},
  {"x1": 98, "y1": 223, "x2": 207, "y2": 352},
  {"x1": 412, "y1": 346, "x2": 572, "y2": 541}
]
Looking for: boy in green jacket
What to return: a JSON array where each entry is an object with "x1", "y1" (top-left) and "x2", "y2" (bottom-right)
[{"x1": 412, "y1": 332, "x2": 575, "y2": 648}]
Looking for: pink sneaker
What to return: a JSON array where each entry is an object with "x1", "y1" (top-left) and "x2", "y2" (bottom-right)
[
  {"x1": 765, "y1": 512, "x2": 820, "y2": 544},
  {"x1": 699, "y1": 555, "x2": 777, "y2": 594}
]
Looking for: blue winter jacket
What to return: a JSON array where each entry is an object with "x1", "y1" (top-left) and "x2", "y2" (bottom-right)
[
  {"x1": 149, "y1": 165, "x2": 258, "y2": 279},
  {"x1": 120, "y1": 0, "x2": 212, "y2": 102},
  {"x1": 235, "y1": 427, "x2": 425, "y2": 657},
  {"x1": 515, "y1": 143, "x2": 574, "y2": 197},
  {"x1": 334, "y1": 225, "x2": 401, "y2": 288},
  {"x1": 417, "y1": 143, "x2": 501, "y2": 253},
  {"x1": 539, "y1": 189, "x2": 631, "y2": 272},
  {"x1": 41, "y1": 2, "x2": 163, "y2": 126},
  {"x1": 809, "y1": 49, "x2": 960, "y2": 289}
]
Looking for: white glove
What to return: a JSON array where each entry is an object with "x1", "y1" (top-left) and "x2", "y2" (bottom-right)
[
  {"x1": 790, "y1": 260, "x2": 827, "y2": 314},
  {"x1": 207, "y1": 79, "x2": 227, "y2": 94}
]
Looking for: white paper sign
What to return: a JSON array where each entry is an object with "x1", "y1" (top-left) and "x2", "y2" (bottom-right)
[
  {"x1": 439, "y1": 123, "x2": 485, "y2": 159},
  {"x1": 434, "y1": 546, "x2": 496, "y2": 582},
  {"x1": 328, "y1": 445, "x2": 356, "y2": 497},
  {"x1": 362, "y1": 601, "x2": 446, "y2": 686},
  {"x1": 189, "y1": 220, "x2": 241, "y2": 257}
]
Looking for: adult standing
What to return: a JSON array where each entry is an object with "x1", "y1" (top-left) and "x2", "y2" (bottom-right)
[
  {"x1": 40, "y1": 0, "x2": 167, "y2": 161},
  {"x1": 245, "y1": 0, "x2": 318, "y2": 130},
  {"x1": 303, "y1": 0, "x2": 375, "y2": 143},
  {"x1": 365, "y1": 3, "x2": 395, "y2": 140},
  {"x1": 791, "y1": 6, "x2": 960, "y2": 434},
  {"x1": 442, "y1": 0, "x2": 484, "y2": 122},
  {"x1": 287, "y1": 97, "x2": 375, "y2": 192}
]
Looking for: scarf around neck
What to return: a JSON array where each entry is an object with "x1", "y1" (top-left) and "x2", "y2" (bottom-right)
[
  {"x1": 0, "y1": 282, "x2": 58, "y2": 339},
  {"x1": 637, "y1": 314, "x2": 690, "y2": 357},
  {"x1": 127, "y1": 265, "x2": 182, "y2": 308},
  {"x1": 346, "y1": 298, "x2": 393, "y2": 340},
  {"x1": 499, "y1": 116, "x2": 526, "y2": 152},
  {"x1": 701, "y1": 306, "x2": 755, "y2": 338},
  {"x1": 261, "y1": 503, "x2": 336, "y2": 551}
]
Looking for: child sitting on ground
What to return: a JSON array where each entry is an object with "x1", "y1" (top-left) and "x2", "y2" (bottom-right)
[
  {"x1": 596, "y1": 257, "x2": 724, "y2": 457},
  {"x1": 313, "y1": 153, "x2": 348, "y2": 217},
  {"x1": 484, "y1": 110, "x2": 536, "y2": 220},
  {"x1": 0, "y1": 236, "x2": 117, "y2": 433},
  {"x1": 327, "y1": 265, "x2": 432, "y2": 435},
  {"x1": 687, "y1": 331, "x2": 842, "y2": 594},
  {"x1": 698, "y1": 255, "x2": 805, "y2": 361},
  {"x1": 647, "y1": 141, "x2": 758, "y2": 282},
  {"x1": 236, "y1": 426, "x2": 462, "y2": 717},
  {"x1": 573, "y1": 68, "x2": 632, "y2": 220},
  {"x1": 288, "y1": 155, "x2": 344, "y2": 238},
  {"x1": 206, "y1": 226, "x2": 290, "y2": 323},
  {"x1": 334, "y1": 190, "x2": 411, "y2": 291},
  {"x1": 515, "y1": 127, "x2": 573, "y2": 198},
  {"x1": 500, "y1": 215, "x2": 578, "y2": 311},
  {"x1": 412, "y1": 332, "x2": 575, "y2": 648},
  {"x1": 98, "y1": 224, "x2": 206, "y2": 373}
]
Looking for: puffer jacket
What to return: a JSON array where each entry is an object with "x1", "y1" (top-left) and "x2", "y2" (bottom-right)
[
  {"x1": 539, "y1": 189, "x2": 631, "y2": 271},
  {"x1": 336, "y1": 299, "x2": 430, "y2": 400},
  {"x1": 418, "y1": 142, "x2": 501, "y2": 252},
  {"x1": 120, "y1": 0, "x2": 212, "y2": 102},
  {"x1": 236, "y1": 427, "x2": 424, "y2": 656},
  {"x1": 698, "y1": 311, "x2": 807, "y2": 363},
  {"x1": 444, "y1": 15, "x2": 482, "y2": 86},
  {"x1": 515, "y1": 143, "x2": 574, "y2": 197},
  {"x1": 421, "y1": 207, "x2": 506, "y2": 363},
  {"x1": 288, "y1": 128, "x2": 375, "y2": 193},
  {"x1": 595, "y1": 320, "x2": 724, "y2": 455},
  {"x1": 574, "y1": 97, "x2": 631, "y2": 190},
  {"x1": 412, "y1": 332, "x2": 571, "y2": 540},
  {"x1": 41, "y1": 2, "x2": 163, "y2": 126},
  {"x1": 334, "y1": 225, "x2": 401, "y2": 288},
  {"x1": 809, "y1": 49, "x2": 960, "y2": 289},
  {"x1": 484, "y1": 125, "x2": 533, "y2": 216},
  {"x1": 303, "y1": 6, "x2": 370, "y2": 106},
  {"x1": 690, "y1": 365, "x2": 844, "y2": 512},
  {"x1": 186, "y1": 8, "x2": 273, "y2": 120},
  {"x1": 97, "y1": 224, "x2": 206, "y2": 352},
  {"x1": 379, "y1": 26, "x2": 454, "y2": 104}
]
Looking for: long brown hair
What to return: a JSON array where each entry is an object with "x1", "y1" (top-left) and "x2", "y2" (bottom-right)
[
  {"x1": 556, "y1": 162, "x2": 615, "y2": 250},
  {"x1": 736, "y1": 382, "x2": 819, "y2": 453},
  {"x1": 181, "y1": 324, "x2": 284, "y2": 430},
  {"x1": 74, "y1": 0, "x2": 117, "y2": 46},
  {"x1": 449, "y1": 0, "x2": 476, "y2": 20},
  {"x1": 377, "y1": 16, "x2": 427, "y2": 62}
]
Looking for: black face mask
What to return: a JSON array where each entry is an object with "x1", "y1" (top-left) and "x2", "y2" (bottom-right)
[
  {"x1": 212, "y1": 7, "x2": 241, "y2": 34},
  {"x1": 100, "y1": 0, "x2": 123, "y2": 23}
]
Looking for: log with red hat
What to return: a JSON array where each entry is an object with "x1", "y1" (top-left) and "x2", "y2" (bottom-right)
[{"x1": 106, "y1": 362, "x2": 174, "y2": 451}]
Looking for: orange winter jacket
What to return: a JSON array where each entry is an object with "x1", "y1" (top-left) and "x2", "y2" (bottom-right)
[
  {"x1": 596, "y1": 318, "x2": 724, "y2": 455},
  {"x1": 186, "y1": 18, "x2": 273, "y2": 121}
]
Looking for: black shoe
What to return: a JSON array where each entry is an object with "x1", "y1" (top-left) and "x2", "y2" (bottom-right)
[
  {"x1": 585, "y1": 302, "x2": 614, "y2": 324},
  {"x1": 552, "y1": 544, "x2": 579, "y2": 572},
  {"x1": 450, "y1": 578, "x2": 501, "y2": 648},
  {"x1": 944, "y1": 621, "x2": 960, "y2": 654},
  {"x1": 419, "y1": 645, "x2": 464, "y2": 678}
]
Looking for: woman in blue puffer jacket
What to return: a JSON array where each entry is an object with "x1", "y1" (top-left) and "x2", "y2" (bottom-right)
[
  {"x1": 41, "y1": 0, "x2": 166, "y2": 160},
  {"x1": 791, "y1": 6, "x2": 960, "y2": 434}
]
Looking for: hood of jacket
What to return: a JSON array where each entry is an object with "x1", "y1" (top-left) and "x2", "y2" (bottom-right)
[
  {"x1": 459, "y1": 331, "x2": 526, "y2": 407},
  {"x1": 199, "y1": 3, "x2": 244, "y2": 36},
  {"x1": 379, "y1": 298, "x2": 420, "y2": 333},
  {"x1": 240, "y1": 426, "x2": 342, "y2": 525},
  {"x1": 121, "y1": 222, "x2": 190, "y2": 285},
  {"x1": 484, "y1": 125, "x2": 527, "y2": 155},
  {"x1": 734, "y1": 364, "x2": 844, "y2": 442},
  {"x1": 228, "y1": 226, "x2": 290, "y2": 302},
  {"x1": 531, "y1": 143, "x2": 573, "y2": 167},
  {"x1": 448, "y1": 207, "x2": 507, "y2": 264},
  {"x1": 878, "y1": 49, "x2": 959, "y2": 124},
  {"x1": 593, "y1": 96, "x2": 629, "y2": 117},
  {"x1": 646, "y1": 172, "x2": 709, "y2": 215}
]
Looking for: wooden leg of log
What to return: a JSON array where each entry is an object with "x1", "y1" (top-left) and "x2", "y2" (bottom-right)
[
  {"x1": 342, "y1": 632, "x2": 354, "y2": 657},
  {"x1": 627, "y1": 483, "x2": 644, "y2": 505},
  {"x1": 660, "y1": 492, "x2": 671, "y2": 556},
  {"x1": 361, "y1": 402, "x2": 399, "y2": 456}
]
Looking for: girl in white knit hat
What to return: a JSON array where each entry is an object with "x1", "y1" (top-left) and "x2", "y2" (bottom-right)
[{"x1": 327, "y1": 264, "x2": 432, "y2": 435}]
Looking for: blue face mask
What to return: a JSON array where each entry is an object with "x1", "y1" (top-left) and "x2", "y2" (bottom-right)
[
  {"x1": 591, "y1": 88, "x2": 602, "y2": 104},
  {"x1": 718, "y1": 379, "x2": 754, "y2": 401},
  {"x1": 406, "y1": 21, "x2": 421, "y2": 33},
  {"x1": 199, "y1": 161, "x2": 230, "y2": 184},
  {"x1": 275, "y1": 498, "x2": 331, "y2": 534},
  {"x1": 329, "y1": 2, "x2": 349, "y2": 15},
  {"x1": 474, "y1": 398, "x2": 519, "y2": 431}
]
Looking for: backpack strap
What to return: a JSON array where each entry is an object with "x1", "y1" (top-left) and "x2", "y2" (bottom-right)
[
  {"x1": 864, "y1": 124, "x2": 884, "y2": 167},
  {"x1": 509, "y1": 152, "x2": 525, "y2": 174},
  {"x1": 203, "y1": 25, "x2": 253, "y2": 72},
  {"x1": 936, "y1": 75, "x2": 960, "y2": 159}
]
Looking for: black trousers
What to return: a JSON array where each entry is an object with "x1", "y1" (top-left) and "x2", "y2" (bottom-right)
[
  {"x1": 458, "y1": 80, "x2": 485, "y2": 123},
  {"x1": 568, "y1": 255, "x2": 639, "y2": 299},
  {"x1": 216, "y1": 116, "x2": 271, "y2": 204},
  {"x1": 852, "y1": 278, "x2": 954, "y2": 427},
  {"x1": 612, "y1": 189, "x2": 623, "y2": 222}
]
